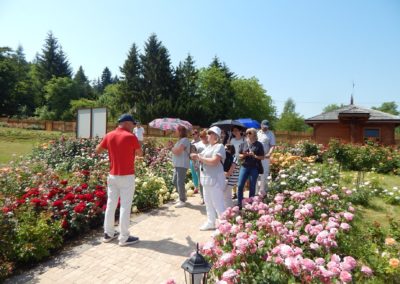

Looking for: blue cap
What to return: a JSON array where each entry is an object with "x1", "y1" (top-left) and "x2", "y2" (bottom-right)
[
  {"x1": 261, "y1": 119, "x2": 270, "y2": 127},
  {"x1": 117, "y1": 114, "x2": 136, "y2": 123}
]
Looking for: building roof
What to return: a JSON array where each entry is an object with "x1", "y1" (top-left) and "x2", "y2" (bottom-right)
[{"x1": 305, "y1": 104, "x2": 400, "y2": 124}]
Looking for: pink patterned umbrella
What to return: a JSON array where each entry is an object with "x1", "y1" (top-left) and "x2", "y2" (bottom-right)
[{"x1": 148, "y1": 118, "x2": 193, "y2": 131}]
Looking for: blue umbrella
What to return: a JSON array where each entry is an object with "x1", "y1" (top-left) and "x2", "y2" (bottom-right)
[{"x1": 236, "y1": 118, "x2": 261, "y2": 129}]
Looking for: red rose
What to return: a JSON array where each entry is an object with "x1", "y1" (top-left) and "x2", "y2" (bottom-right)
[
  {"x1": 81, "y1": 170, "x2": 90, "y2": 176},
  {"x1": 60, "y1": 179, "x2": 68, "y2": 185},
  {"x1": 94, "y1": 190, "x2": 106, "y2": 199},
  {"x1": 17, "y1": 198, "x2": 26, "y2": 205},
  {"x1": 40, "y1": 200, "x2": 48, "y2": 207},
  {"x1": 52, "y1": 199, "x2": 64, "y2": 209},
  {"x1": 74, "y1": 202, "x2": 86, "y2": 213},
  {"x1": 63, "y1": 193, "x2": 75, "y2": 201},
  {"x1": 95, "y1": 185, "x2": 105, "y2": 190},
  {"x1": 81, "y1": 183, "x2": 88, "y2": 189},
  {"x1": 84, "y1": 193, "x2": 94, "y2": 202},
  {"x1": 2, "y1": 207, "x2": 11, "y2": 213},
  {"x1": 61, "y1": 219, "x2": 69, "y2": 229},
  {"x1": 30, "y1": 198, "x2": 41, "y2": 206}
]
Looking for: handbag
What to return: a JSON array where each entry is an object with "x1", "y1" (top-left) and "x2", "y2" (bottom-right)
[{"x1": 256, "y1": 159, "x2": 264, "y2": 175}]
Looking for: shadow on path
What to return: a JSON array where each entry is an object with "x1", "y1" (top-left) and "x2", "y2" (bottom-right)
[{"x1": 129, "y1": 235, "x2": 198, "y2": 257}]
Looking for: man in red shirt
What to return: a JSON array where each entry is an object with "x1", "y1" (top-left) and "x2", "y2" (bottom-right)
[{"x1": 96, "y1": 114, "x2": 143, "y2": 246}]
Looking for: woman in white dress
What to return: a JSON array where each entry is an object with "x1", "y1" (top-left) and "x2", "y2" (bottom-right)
[{"x1": 190, "y1": 126, "x2": 226, "y2": 230}]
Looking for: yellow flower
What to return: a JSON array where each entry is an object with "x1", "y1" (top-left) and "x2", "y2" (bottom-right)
[
  {"x1": 389, "y1": 258, "x2": 400, "y2": 268},
  {"x1": 385, "y1": 238, "x2": 396, "y2": 246}
]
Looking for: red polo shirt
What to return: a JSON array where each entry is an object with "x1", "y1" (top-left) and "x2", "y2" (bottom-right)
[{"x1": 100, "y1": 127, "x2": 140, "y2": 175}]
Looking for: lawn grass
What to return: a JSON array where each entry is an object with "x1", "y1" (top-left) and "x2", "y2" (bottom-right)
[
  {"x1": 341, "y1": 170, "x2": 400, "y2": 228},
  {"x1": 0, "y1": 127, "x2": 73, "y2": 166}
]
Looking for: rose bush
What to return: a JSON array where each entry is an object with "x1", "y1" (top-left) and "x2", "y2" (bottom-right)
[{"x1": 0, "y1": 136, "x2": 175, "y2": 280}]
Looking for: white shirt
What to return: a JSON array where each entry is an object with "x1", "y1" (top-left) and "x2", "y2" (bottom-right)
[
  {"x1": 257, "y1": 130, "x2": 276, "y2": 155},
  {"x1": 229, "y1": 137, "x2": 245, "y2": 157},
  {"x1": 134, "y1": 126, "x2": 145, "y2": 141},
  {"x1": 200, "y1": 143, "x2": 225, "y2": 178}
]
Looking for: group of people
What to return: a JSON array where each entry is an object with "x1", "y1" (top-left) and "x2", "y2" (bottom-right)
[
  {"x1": 96, "y1": 114, "x2": 275, "y2": 246},
  {"x1": 170, "y1": 120, "x2": 276, "y2": 231}
]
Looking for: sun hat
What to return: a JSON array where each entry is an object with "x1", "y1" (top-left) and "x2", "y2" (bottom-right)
[
  {"x1": 117, "y1": 114, "x2": 136, "y2": 123},
  {"x1": 261, "y1": 120, "x2": 270, "y2": 127},
  {"x1": 207, "y1": 126, "x2": 222, "y2": 137}
]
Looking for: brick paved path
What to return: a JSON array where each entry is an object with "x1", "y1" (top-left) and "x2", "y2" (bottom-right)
[{"x1": 6, "y1": 194, "x2": 212, "y2": 284}]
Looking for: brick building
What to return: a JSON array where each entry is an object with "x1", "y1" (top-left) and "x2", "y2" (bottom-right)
[{"x1": 305, "y1": 101, "x2": 400, "y2": 145}]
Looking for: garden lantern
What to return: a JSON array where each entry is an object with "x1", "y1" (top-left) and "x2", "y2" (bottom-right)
[{"x1": 181, "y1": 243, "x2": 212, "y2": 284}]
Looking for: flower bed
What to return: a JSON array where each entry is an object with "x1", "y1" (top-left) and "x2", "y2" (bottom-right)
[
  {"x1": 198, "y1": 158, "x2": 400, "y2": 283},
  {"x1": 0, "y1": 137, "x2": 175, "y2": 280}
]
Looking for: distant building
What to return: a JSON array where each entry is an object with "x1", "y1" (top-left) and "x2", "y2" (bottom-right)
[{"x1": 305, "y1": 100, "x2": 400, "y2": 145}]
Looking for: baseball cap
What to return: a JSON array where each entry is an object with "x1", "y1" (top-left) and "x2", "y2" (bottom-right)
[
  {"x1": 117, "y1": 114, "x2": 136, "y2": 123},
  {"x1": 261, "y1": 120, "x2": 270, "y2": 127},
  {"x1": 207, "y1": 126, "x2": 221, "y2": 137}
]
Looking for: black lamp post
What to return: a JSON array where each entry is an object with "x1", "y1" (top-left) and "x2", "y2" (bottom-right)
[{"x1": 181, "y1": 243, "x2": 212, "y2": 284}]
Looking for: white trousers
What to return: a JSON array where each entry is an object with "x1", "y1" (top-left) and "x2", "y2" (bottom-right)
[
  {"x1": 224, "y1": 183, "x2": 234, "y2": 209},
  {"x1": 104, "y1": 174, "x2": 135, "y2": 242},
  {"x1": 256, "y1": 159, "x2": 270, "y2": 194},
  {"x1": 202, "y1": 177, "x2": 226, "y2": 226}
]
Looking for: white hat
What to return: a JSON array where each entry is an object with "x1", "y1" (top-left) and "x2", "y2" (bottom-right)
[{"x1": 207, "y1": 126, "x2": 221, "y2": 137}]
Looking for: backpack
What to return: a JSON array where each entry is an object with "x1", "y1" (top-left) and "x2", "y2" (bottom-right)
[{"x1": 223, "y1": 151, "x2": 234, "y2": 172}]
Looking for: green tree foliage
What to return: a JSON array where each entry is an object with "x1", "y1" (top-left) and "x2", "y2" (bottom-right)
[
  {"x1": 0, "y1": 46, "x2": 34, "y2": 117},
  {"x1": 139, "y1": 34, "x2": 174, "y2": 122},
  {"x1": 74, "y1": 66, "x2": 93, "y2": 99},
  {"x1": 119, "y1": 43, "x2": 141, "y2": 114},
  {"x1": 276, "y1": 98, "x2": 309, "y2": 131},
  {"x1": 97, "y1": 83, "x2": 122, "y2": 121},
  {"x1": 173, "y1": 54, "x2": 199, "y2": 123},
  {"x1": 231, "y1": 77, "x2": 276, "y2": 124},
  {"x1": 37, "y1": 31, "x2": 72, "y2": 82},
  {"x1": 36, "y1": 77, "x2": 79, "y2": 120},
  {"x1": 195, "y1": 66, "x2": 234, "y2": 125},
  {"x1": 323, "y1": 103, "x2": 345, "y2": 113},
  {"x1": 372, "y1": 101, "x2": 399, "y2": 115},
  {"x1": 0, "y1": 47, "x2": 20, "y2": 116},
  {"x1": 100, "y1": 67, "x2": 113, "y2": 92}
]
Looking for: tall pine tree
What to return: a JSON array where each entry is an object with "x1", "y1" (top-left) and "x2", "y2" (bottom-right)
[
  {"x1": 174, "y1": 54, "x2": 199, "y2": 122},
  {"x1": 100, "y1": 67, "x2": 113, "y2": 92},
  {"x1": 37, "y1": 31, "x2": 72, "y2": 82},
  {"x1": 139, "y1": 34, "x2": 174, "y2": 122},
  {"x1": 119, "y1": 43, "x2": 141, "y2": 114}
]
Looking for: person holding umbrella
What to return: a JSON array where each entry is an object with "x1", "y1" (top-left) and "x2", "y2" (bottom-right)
[
  {"x1": 168, "y1": 125, "x2": 191, "y2": 208},
  {"x1": 190, "y1": 126, "x2": 226, "y2": 230}
]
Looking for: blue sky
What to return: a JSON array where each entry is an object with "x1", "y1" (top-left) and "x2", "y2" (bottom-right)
[{"x1": 1, "y1": 0, "x2": 399, "y2": 118}]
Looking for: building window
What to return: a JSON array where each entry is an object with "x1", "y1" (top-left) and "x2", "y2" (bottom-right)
[{"x1": 364, "y1": 128, "x2": 380, "y2": 143}]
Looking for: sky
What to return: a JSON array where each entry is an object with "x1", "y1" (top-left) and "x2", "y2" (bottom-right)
[{"x1": 1, "y1": 0, "x2": 399, "y2": 118}]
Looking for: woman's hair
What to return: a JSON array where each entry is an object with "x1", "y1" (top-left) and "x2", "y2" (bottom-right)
[
  {"x1": 199, "y1": 129, "x2": 207, "y2": 138},
  {"x1": 177, "y1": 125, "x2": 188, "y2": 138},
  {"x1": 245, "y1": 128, "x2": 258, "y2": 137},
  {"x1": 225, "y1": 144, "x2": 235, "y2": 154}
]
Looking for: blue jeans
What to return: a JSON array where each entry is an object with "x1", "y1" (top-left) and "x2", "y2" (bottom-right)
[{"x1": 237, "y1": 166, "x2": 259, "y2": 209}]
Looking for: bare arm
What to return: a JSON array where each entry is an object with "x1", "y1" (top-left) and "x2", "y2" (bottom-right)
[
  {"x1": 198, "y1": 154, "x2": 221, "y2": 166},
  {"x1": 95, "y1": 144, "x2": 106, "y2": 154},
  {"x1": 135, "y1": 147, "x2": 143, "y2": 157},
  {"x1": 171, "y1": 143, "x2": 185, "y2": 155},
  {"x1": 266, "y1": 146, "x2": 275, "y2": 158}
]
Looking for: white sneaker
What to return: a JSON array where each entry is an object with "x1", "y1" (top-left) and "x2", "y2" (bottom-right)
[
  {"x1": 200, "y1": 223, "x2": 215, "y2": 231},
  {"x1": 175, "y1": 201, "x2": 187, "y2": 208}
]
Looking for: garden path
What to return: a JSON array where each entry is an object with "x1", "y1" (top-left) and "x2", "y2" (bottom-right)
[{"x1": 6, "y1": 194, "x2": 212, "y2": 284}]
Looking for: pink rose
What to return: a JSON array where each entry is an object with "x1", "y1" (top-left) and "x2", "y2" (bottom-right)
[
  {"x1": 361, "y1": 265, "x2": 373, "y2": 276},
  {"x1": 340, "y1": 270, "x2": 352, "y2": 283}
]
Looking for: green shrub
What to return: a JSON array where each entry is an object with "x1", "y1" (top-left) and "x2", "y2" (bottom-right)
[{"x1": 13, "y1": 210, "x2": 63, "y2": 264}]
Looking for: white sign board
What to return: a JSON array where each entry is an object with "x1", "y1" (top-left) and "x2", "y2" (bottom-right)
[
  {"x1": 77, "y1": 109, "x2": 91, "y2": 138},
  {"x1": 91, "y1": 108, "x2": 107, "y2": 138},
  {"x1": 77, "y1": 108, "x2": 107, "y2": 138}
]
